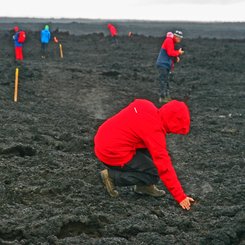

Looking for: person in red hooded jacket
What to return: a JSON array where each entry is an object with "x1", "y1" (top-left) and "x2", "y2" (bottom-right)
[
  {"x1": 107, "y1": 23, "x2": 118, "y2": 44},
  {"x1": 94, "y1": 99, "x2": 195, "y2": 210}
]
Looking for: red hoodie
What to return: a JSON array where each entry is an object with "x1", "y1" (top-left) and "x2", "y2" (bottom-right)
[
  {"x1": 107, "y1": 23, "x2": 117, "y2": 37},
  {"x1": 94, "y1": 99, "x2": 190, "y2": 203}
]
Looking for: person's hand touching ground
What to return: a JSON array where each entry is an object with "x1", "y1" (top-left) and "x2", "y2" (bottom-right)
[{"x1": 180, "y1": 196, "x2": 195, "y2": 210}]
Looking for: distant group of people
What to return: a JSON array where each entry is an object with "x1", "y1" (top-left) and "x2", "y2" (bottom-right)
[
  {"x1": 12, "y1": 23, "x2": 123, "y2": 61},
  {"x1": 12, "y1": 23, "x2": 119, "y2": 62},
  {"x1": 12, "y1": 24, "x2": 53, "y2": 61},
  {"x1": 95, "y1": 27, "x2": 195, "y2": 210}
]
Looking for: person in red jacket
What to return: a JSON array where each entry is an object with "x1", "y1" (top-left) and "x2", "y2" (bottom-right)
[
  {"x1": 107, "y1": 23, "x2": 118, "y2": 44},
  {"x1": 94, "y1": 99, "x2": 195, "y2": 210},
  {"x1": 156, "y1": 30, "x2": 184, "y2": 104},
  {"x1": 13, "y1": 26, "x2": 24, "y2": 61}
]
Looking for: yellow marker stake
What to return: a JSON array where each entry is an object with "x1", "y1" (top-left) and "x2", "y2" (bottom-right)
[
  {"x1": 59, "y1": 44, "x2": 63, "y2": 58},
  {"x1": 14, "y1": 68, "x2": 19, "y2": 102}
]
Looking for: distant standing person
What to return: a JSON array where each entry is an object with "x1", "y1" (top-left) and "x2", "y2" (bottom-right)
[
  {"x1": 107, "y1": 23, "x2": 118, "y2": 44},
  {"x1": 13, "y1": 26, "x2": 26, "y2": 61},
  {"x1": 156, "y1": 30, "x2": 184, "y2": 103},
  {"x1": 40, "y1": 25, "x2": 51, "y2": 58}
]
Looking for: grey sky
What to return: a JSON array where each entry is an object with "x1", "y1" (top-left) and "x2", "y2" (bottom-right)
[
  {"x1": 140, "y1": 0, "x2": 244, "y2": 4},
  {"x1": 1, "y1": 0, "x2": 245, "y2": 21}
]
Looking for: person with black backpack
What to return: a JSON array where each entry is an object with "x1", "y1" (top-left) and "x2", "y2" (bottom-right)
[{"x1": 13, "y1": 26, "x2": 26, "y2": 61}]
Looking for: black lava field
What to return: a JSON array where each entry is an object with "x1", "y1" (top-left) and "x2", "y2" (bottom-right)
[{"x1": 0, "y1": 21, "x2": 244, "y2": 244}]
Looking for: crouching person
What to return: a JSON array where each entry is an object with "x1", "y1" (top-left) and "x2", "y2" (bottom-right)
[{"x1": 94, "y1": 99, "x2": 194, "y2": 210}]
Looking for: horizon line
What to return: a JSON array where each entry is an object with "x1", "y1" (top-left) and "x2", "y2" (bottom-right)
[{"x1": 0, "y1": 16, "x2": 244, "y2": 23}]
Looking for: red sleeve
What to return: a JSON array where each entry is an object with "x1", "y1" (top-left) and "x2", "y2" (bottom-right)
[
  {"x1": 163, "y1": 38, "x2": 180, "y2": 57},
  {"x1": 110, "y1": 26, "x2": 117, "y2": 36},
  {"x1": 143, "y1": 130, "x2": 187, "y2": 203}
]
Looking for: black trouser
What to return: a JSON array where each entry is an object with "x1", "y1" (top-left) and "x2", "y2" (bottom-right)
[
  {"x1": 104, "y1": 149, "x2": 159, "y2": 186},
  {"x1": 41, "y1": 43, "x2": 48, "y2": 56},
  {"x1": 113, "y1": 37, "x2": 118, "y2": 44},
  {"x1": 157, "y1": 66, "x2": 170, "y2": 98}
]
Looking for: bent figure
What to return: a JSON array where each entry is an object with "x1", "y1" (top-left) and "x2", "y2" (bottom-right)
[
  {"x1": 94, "y1": 99, "x2": 195, "y2": 210},
  {"x1": 107, "y1": 23, "x2": 118, "y2": 44}
]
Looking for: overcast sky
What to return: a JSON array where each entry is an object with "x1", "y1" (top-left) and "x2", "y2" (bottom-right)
[{"x1": 1, "y1": 0, "x2": 245, "y2": 21}]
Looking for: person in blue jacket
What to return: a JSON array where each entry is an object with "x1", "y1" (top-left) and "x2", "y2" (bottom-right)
[
  {"x1": 156, "y1": 30, "x2": 184, "y2": 103},
  {"x1": 40, "y1": 25, "x2": 51, "y2": 58}
]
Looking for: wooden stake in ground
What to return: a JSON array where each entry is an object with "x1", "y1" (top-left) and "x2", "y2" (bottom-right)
[
  {"x1": 14, "y1": 68, "x2": 19, "y2": 102},
  {"x1": 59, "y1": 44, "x2": 63, "y2": 58}
]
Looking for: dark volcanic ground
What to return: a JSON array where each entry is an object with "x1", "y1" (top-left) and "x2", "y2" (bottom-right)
[{"x1": 0, "y1": 24, "x2": 244, "y2": 245}]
